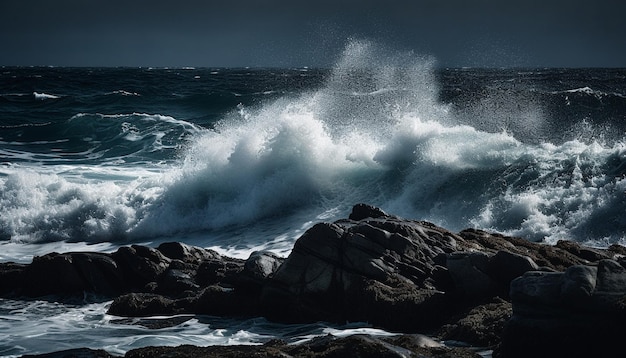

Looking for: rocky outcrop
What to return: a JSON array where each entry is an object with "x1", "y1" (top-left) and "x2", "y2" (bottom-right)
[
  {"x1": 2, "y1": 203, "x2": 625, "y2": 357},
  {"x1": 258, "y1": 208, "x2": 461, "y2": 329},
  {"x1": 497, "y1": 259, "x2": 626, "y2": 358}
]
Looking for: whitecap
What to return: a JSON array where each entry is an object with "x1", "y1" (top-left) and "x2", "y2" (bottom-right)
[{"x1": 33, "y1": 92, "x2": 59, "y2": 100}]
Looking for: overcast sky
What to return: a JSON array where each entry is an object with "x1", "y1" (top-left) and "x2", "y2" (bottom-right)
[{"x1": 1, "y1": 0, "x2": 624, "y2": 68}]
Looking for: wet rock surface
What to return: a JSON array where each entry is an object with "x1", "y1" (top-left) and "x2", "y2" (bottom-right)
[{"x1": 3, "y1": 204, "x2": 626, "y2": 357}]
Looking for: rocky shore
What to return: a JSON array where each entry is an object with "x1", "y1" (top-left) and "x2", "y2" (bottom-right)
[{"x1": 3, "y1": 204, "x2": 626, "y2": 357}]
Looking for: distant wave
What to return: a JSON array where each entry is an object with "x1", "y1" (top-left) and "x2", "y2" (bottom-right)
[
  {"x1": 33, "y1": 92, "x2": 60, "y2": 100},
  {"x1": 105, "y1": 90, "x2": 141, "y2": 97},
  {"x1": 552, "y1": 86, "x2": 626, "y2": 99}
]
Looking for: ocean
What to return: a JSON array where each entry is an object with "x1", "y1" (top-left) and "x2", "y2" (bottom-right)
[{"x1": 1, "y1": 41, "x2": 625, "y2": 355}]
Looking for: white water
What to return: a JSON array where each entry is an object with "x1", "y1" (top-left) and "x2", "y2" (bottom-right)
[
  {"x1": 2, "y1": 40, "x2": 626, "y2": 263},
  {"x1": 0, "y1": 297, "x2": 400, "y2": 357}
]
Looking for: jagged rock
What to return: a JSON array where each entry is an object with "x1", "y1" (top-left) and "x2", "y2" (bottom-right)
[
  {"x1": 348, "y1": 203, "x2": 390, "y2": 221},
  {"x1": 259, "y1": 207, "x2": 463, "y2": 329},
  {"x1": 157, "y1": 268, "x2": 200, "y2": 296}
]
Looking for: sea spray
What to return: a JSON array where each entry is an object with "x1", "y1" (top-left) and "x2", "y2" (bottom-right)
[{"x1": 1, "y1": 41, "x2": 625, "y2": 252}]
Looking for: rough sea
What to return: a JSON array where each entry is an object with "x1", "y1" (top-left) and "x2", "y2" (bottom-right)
[{"x1": 1, "y1": 41, "x2": 625, "y2": 356}]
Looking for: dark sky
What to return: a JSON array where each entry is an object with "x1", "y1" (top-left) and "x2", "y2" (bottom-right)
[{"x1": 1, "y1": 0, "x2": 625, "y2": 68}]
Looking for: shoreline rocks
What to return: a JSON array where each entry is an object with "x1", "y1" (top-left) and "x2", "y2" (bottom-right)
[{"x1": 3, "y1": 203, "x2": 626, "y2": 357}]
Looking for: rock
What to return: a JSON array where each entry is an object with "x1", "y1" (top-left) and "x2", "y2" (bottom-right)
[
  {"x1": 509, "y1": 271, "x2": 563, "y2": 307},
  {"x1": 194, "y1": 285, "x2": 258, "y2": 317},
  {"x1": 157, "y1": 242, "x2": 219, "y2": 264},
  {"x1": 0, "y1": 262, "x2": 26, "y2": 296},
  {"x1": 560, "y1": 265, "x2": 597, "y2": 305},
  {"x1": 195, "y1": 256, "x2": 244, "y2": 287},
  {"x1": 111, "y1": 245, "x2": 171, "y2": 289},
  {"x1": 500, "y1": 262, "x2": 626, "y2": 358},
  {"x1": 71, "y1": 252, "x2": 126, "y2": 296},
  {"x1": 157, "y1": 268, "x2": 200, "y2": 296},
  {"x1": 260, "y1": 209, "x2": 464, "y2": 329},
  {"x1": 349, "y1": 203, "x2": 390, "y2": 221},
  {"x1": 447, "y1": 252, "x2": 497, "y2": 299},
  {"x1": 440, "y1": 298, "x2": 512, "y2": 347},
  {"x1": 595, "y1": 259, "x2": 626, "y2": 293},
  {"x1": 487, "y1": 250, "x2": 539, "y2": 285},
  {"x1": 243, "y1": 251, "x2": 283, "y2": 281},
  {"x1": 458, "y1": 229, "x2": 591, "y2": 271},
  {"x1": 4, "y1": 203, "x2": 626, "y2": 358},
  {"x1": 236, "y1": 251, "x2": 283, "y2": 294},
  {"x1": 107, "y1": 293, "x2": 177, "y2": 317},
  {"x1": 555, "y1": 240, "x2": 610, "y2": 262},
  {"x1": 22, "y1": 253, "x2": 86, "y2": 297}
]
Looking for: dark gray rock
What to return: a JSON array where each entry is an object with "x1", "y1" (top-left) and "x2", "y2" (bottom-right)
[
  {"x1": 560, "y1": 265, "x2": 597, "y2": 305},
  {"x1": 595, "y1": 259, "x2": 626, "y2": 293},
  {"x1": 157, "y1": 241, "x2": 219, "y2": 264},
  {"x1": 447, "y1": 252, "x2": 497, "y2": 299},
  {"x1": 509, "y1": 271, "x2": 563, "y2": 307},
  {"x1": 487, "y1": 250, "x2": 539, "y2": 285},
  {"x1": 108, "y1": 293, "x2": 177, "y2": 317},
  {"x1": 440, "y1": 298, "x2": 512, "y2": 347},
  {"x1": 22, "y1": 253, "x2": 87, "y2": 297},
  {"x1": 349, "y1": 203, "x2": 390, "y2": 221},
  {"x1": 500, "y1": 261, "x2": 626, "y2": 358},
  {"x1": 111, "y1": 245, "x2": 170, "y2": 289},
  {"x1": 259, "y1": 206, "x2": 464, "y2": 329},
  {"x1": 243, "y1": 251, "x2": 284, "y2": 281}
]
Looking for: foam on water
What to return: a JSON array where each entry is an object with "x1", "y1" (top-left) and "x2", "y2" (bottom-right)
[
  {"x1": 1, "y1": 40, "x2": 625, "y2": 262},
  {"x1": 0, "y1": 297, "x2": 401, "y2": 357}
]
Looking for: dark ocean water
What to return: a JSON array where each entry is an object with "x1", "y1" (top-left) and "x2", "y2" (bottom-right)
[{"x1": 1, "y1": 41, "x2": 625, "y2": 355}]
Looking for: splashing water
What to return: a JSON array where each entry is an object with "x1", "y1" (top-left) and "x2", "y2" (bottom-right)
[{"x1": 1, "y1": 40, "x2": 625, "y2": 257}]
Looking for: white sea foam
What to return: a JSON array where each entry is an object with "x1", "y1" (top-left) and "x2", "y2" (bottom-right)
[
  {"x1": 0, "y1": 297, "x2": 402, "y2": 356},
  {"x1": 1, "y1": 40, "x2": 624, "y2": 260}
]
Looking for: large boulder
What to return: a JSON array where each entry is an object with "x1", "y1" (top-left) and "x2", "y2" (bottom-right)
[
  {"x1": 498, "y1": 259, "x2": 626, "y2": 357},
  {"x1": 259, "y1": 205, "x2": 462, "y2": 329}
]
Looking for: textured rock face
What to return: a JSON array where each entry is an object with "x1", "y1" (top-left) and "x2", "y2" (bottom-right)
[
  {"x1": 2, "y1": 203, "x2": 626, "y2": 357},
  {"x1": 258, "y1": 207, "x2": 462, "y2": 328},
  {"x1": 498, "y1": 259, "x2": 626, "y2": 358}
]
